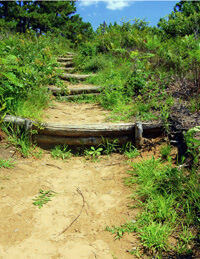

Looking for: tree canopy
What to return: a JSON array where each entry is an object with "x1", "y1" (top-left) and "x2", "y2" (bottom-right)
[
  {"x1": 0, "y1": 1, "x2": 92, "y2": 42},
  {"x1": 158, "y1": 1, "x2": 200, "y2": 38}
]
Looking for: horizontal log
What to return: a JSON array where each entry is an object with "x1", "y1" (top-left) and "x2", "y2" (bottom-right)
[
  {"x1": 33, "y1": 135, "x2": 131, "y2": 146},
  {"x1": 32, "y1": 123, "x2": 135, "y2": 137},
  {"x1": 60, "y1": 93, "x2": 100, "y2": 100},
  {"x1": 58, "y1": 61, "x2": 73, "y2": 67},
  {"x1": 66, "y1": 52, "x2": 76, "y2": 56},
  {"x1": 57, "y1": 57, "x2": 73, "y2": 62},
  {"x1": 48, "y1": 86, "x2": 102, "y2": 95},
  {"x1": 2, "y1": 115, "x2": 33, "y2": 131},
  {"x1": 60, "y1": 73, "x2": 96, "y2": 81},
  {"x1": 55, "y1": 67, "x2": 75, "y2": 72}
]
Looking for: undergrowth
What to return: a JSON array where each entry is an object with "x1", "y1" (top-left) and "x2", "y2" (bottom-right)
[{"x1": 106, "y1": 129, "x2": 200, "y2": 257}]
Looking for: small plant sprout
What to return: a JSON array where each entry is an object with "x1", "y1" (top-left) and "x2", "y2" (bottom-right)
[
  {"x1": 51, "y1": 144, "x2": 72, "y2": 160},
  {"x1": 84, "y1": 146, "x2": 103, "y2": 161},
  {"x1": 32, "y1": 189, "x2": 56, "y2": 209},
  {"x1": 0, "y1": 158, "x2": 14, "y2": 168}
]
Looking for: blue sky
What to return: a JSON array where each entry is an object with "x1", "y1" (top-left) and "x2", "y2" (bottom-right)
[{"x1": 76, "y1": 1, "x2": 178, "y2": 30}]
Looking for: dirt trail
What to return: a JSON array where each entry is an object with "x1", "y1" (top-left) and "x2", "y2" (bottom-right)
[
  {"x1": 0, "y1": 85, "x2": 142, "y2": 258},
  {"x1": 0, "y1": 148, "x2": 139, "y2": 258}
]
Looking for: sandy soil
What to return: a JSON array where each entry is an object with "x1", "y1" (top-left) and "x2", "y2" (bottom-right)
[
  {"x1": 42, "y1": 101, "x2": 113, "y2": 125},
  {"x1": 0, "y1": 96, "x2": 141, "y2": 259},
  {"x1": 0, "y1": 145, "x2": 143, "y2": 259}
]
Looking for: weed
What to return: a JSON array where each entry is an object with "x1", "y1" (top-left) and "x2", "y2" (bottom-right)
[
  {"x1": 84, "y1": 146, "x2": 103, "y2": 161},
  {"x1": 123, "y1": 142, "x2": 140, "y2": 159},
  {"x1": 32, "y1": 189, "x2": 56, "y2": 209},
  {"x1": 0, "y1": 158, "x2": 14, "y2": 168},
  {"x1": 51, "y1": 145, "x2": 72, "y2": 160},
  {"x1": 107, "y1": 156, "x2": 200, "y2": 256},
  {"x1": 2, "y1": 123, "x2": 31, "y2": 157},
  {"x1": 160, "y1": 144, "x2": 171, "y2": 160}
]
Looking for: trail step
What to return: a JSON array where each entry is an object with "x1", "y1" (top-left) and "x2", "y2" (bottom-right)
[
  {"x1": 60, "y1": 73, "x2": 96, "y2": 81},
  {"x1": 48, "y1": 86, "x2": 102, "y2": 95},
  {"x1": 58, "y1": 61, "x2": 73, "y2": 67},
  {"x1": 57, "y1": 57, "x2": 73, "y2": 62},
  {"x1": 2, "y1": 114, "x2": 164, "y2": 147},
  {"x1": 56, "y1": 67, "x2": 76, "y2": 72},
  {"x1": 60, "y1": 93, "x2": 100, "y2": 100}
]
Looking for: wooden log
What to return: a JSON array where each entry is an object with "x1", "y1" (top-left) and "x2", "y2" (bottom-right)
[
  {"x1": 60, "y1": 93, "x2": 100, "y2": 100},
  {"x1": 60, "y1": 73, "x2": 96, "y2": 81},
  {"x1": 48, "y1": 86, "x2": 102, "y2": 95},
  {"x1": 135, "y1": 121, "x2": 143, "y2": 149},
  {"x1": 32, "y1": 123, "x2": 135, "y2": 137},
  {"x1": 33, "y1": 135, "x2": 131, "y2": 146},
  {"x1": 58, "y1": 61, "x2": 73, "y2": 67},
  {"x1": 3, "y1": 115, "x2": 31, "y2": 126},
  {"x1": 66, "y1": 52, "x2": 76, "y2": 56},
  {"x1": 57, "y1": 57, "x2": 73, "y2": 62},
  {"x1": 55, "y1": 67, "x2": 75, "y2": 72}
]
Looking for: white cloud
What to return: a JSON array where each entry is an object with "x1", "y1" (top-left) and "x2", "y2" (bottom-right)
[
  {"x1": 106, "y1": 1, "x2": 130, "y2": 10},
  {"x1": 79, "y1": 0, "x2": 132, "y2": 10}
]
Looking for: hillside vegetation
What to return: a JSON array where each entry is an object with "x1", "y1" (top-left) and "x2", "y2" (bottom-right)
[{"x1": 0, "y1": 1, "x2": 200, "y2": 258}]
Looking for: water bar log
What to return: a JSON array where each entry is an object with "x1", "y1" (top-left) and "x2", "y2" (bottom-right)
[
  {"x1": 60, "y1": 93, "x2": 100, "y2": 100},
  {"x1": 60, "y1": 73, "x2": 96, "y2": 81},
  {"x1": 33, "y1": 135, "x2": 131, "y2": 146},
  {"x1": 48, "y1": 86, "x2": 102, "y2": 95},
  {"x1": 57, "y1": 57, "x2": 73, "y2": 62},
  {"x1": 32, "y1": 123, "x2": 135, "y2": 137}
]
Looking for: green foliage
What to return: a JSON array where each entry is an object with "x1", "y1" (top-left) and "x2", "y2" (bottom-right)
[
  {"x1": 185, "y1": 126, "x2": 200, "y2": 165},
  {"x1": 160, "y1": 144, "x2": 171, "y2": 160},
  {"x1": 51, "y1": 145, "x2": 72, "y2": 160},
  {"x1": 84, "y1": 146, "x2": 103, "y2": 161},
  {"x1": 32, "y1": 189, "x2": 56, "y2": 209},
  {"x1": 2, "y1": 123, "x2": 32, "y2": 158},
  {"x1": 0, "y1": 158, "x2": 14, "y2": 168},
  {"x1": 107, "y1": 157, "x2": 200, "y2": 256}
]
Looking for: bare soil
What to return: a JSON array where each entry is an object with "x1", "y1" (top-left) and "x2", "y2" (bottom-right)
[
  {"x1": 0, "y1": 81, "x2": 199, "y2": 258},
  {"x1": 0, "y1": 97, "x2": 142, "y2": 259}
]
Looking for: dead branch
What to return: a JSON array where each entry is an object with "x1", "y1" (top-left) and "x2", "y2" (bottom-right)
[{"x1": 58, "y1": 188, "x2": 86, "y2": 236}]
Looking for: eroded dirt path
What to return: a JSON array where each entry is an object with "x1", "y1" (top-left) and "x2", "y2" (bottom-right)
[
  {"x1": 0, "y1": 92, "x2": 141, "y2": 258},
  {"x1": 0, "y1": 147, "x2": 140, "y2": 259}
]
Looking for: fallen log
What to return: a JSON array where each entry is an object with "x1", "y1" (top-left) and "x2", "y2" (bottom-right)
[
  {"x1": 32, "y1": 123, "x2": 135, "y2": 137},
  {"x1": 33, "y1": 135, "x2": 131, "y2": 146},
  {"x1": 60, "y1": 73, "x2": 96, "y2": 81}
]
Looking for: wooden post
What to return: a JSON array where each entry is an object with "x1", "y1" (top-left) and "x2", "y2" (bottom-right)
[{"x1": 135, "y1": 121, "x2": 143, "y2": 149}]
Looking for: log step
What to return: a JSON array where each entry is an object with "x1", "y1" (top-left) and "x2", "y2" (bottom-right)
[
  {"x1": 48, "y1": 86, "x2": 102, "y2": 95},
  {"x1": 60, "y1": 93, "x2": 100, "y2": 101},
  {"x1": 33, "y1": 135, "x2": 130, "y2": 146},
  {"x1": 57, "y1": 57, "x2": 73, "y2": 62},
  {"x1": 58, "y1": 61, "x2": 73, "y2": 67},
  {"x1": 2, "y1": 114, "x2": 164, "y2": 147},
  {"x1": 56, "y1": 67, "x2": 76, "y2": 73},
  {"x1": 60, "y1": 73, "x2": 95, "y2": 81}
]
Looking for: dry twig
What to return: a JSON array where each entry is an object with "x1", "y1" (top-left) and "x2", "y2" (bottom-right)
[{"x1": 58, "y1": 188, "x2": 86, "y2": 236}]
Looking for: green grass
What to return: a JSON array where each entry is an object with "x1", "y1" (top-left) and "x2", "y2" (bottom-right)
[
  {"x1": 51, "y1": 145, "x2": 72, "y2": 160},
  {"x1": 106, "y1": 156, "x2": 200, "y2": 257},
  {"x1": 0, "y1": 158, "x2": 14, "y2": 168}
]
